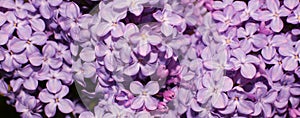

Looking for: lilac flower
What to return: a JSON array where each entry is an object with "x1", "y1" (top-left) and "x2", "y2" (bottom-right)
[
  {"x1": 113, "y1": 0, "x2": 149, "y2": 16},
  {"x1": 203, "y1": 48, "x2": 233, "y2": 77},
  {"x1": 239, "y1": 0, "x2": 261, "y2": 21},
  {"x1": 278, "y1": 41, "x2": 300, "y2": 71},
  {"x1": 123, "y1": 53, "x2": 158, "y2": 76},
  {"x1": 52, "y1": 42, "x2": 72, "y2": 64},
  {"x1": 265, "y1": 55, "x2": 284, "y2": 82},
  {"x1": 28, "y1": 14, "x2": 45, "y2": 32},
  {"x1": 72, "y1": 60, "x2": 96, "y2": 87},
  {"x1": 2, "y1": 39, "x2": 28, "y2": 72},
  {"x1": 2, "y1": 11, "x2": 30, "y2": 37},
  {"x1": 261, "y1": 35, "x2": 288, "y2": 60},
  {"x1": 130, "y1": 81, "x2": 159, "y2": 110},
  {"x1": 103, "y1": 103, "x2": 134, "y2": 117},
  {"x1": 38, "y1": 86, "x2": 74, "y2": 117},
  {"x1": 15, "y1": 94, "x2": 42, "y2": 118},
  {"x1": 230, "y1": 48, "x2": 260, "y2": 79},
  {"x1": 32, "y1": 0, "x2": 63, "y2": 19},
  {"x1": 214, "y1": 27, "x2": 239, "y2": 48},
  {"x1": 196, "y1": 73, "x2": 233, "y2": 109},
  {"x1": 96, "y1": 2, "x2": 126, "y2": 37},
  {"x1": 11, "y1": 30, "x2": 48, "y2": 55},
  {"x1": 212, "y1": 0, "x2": 246, "y2": 11},
  {"x1": 28, "y1": 44, "x2": 62, "y2": 72},
  {"x1": 79, "y1": 105, "x2": 104, "y2": 118},
  {"x1": 249, "y1": 82, "x2": 277, "y2": 117},
  {"x1": 271, "y1": 74, "x2": 295, "y2": 110},
  {"x1": 153, "y1": 9, "x2": 183, "y2": 37},
  {"x1": 130, "y1": 25, "x2": 162, "y2": 56},
  {"x1": 287, "y1": 6, "x2": 300, "y2": 24},
  {"x1": 196, "y1": 12, "x2": 217, "y2": 45},
  {"x1": 1, "y1": 0, "x2": 36, "y2": 19},
  {"x1": 259, "y1": 0, "x2": 290, "y2": 32},
  {"x1": 237, "y1": 23, "x2": 267, "y2": 53},
  {"x1": 219, "y1": 89, "x2": 255, "y2": 115},
  {"x1": 95, "y1": 42, "x2": 119, "y2": 72},
  {"x1": 212, "y1": 5, "x2": 240, "y2": 32}
]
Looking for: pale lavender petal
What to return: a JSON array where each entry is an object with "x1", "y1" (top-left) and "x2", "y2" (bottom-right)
[
  {"x1": 262, "y1": 47, "x2": 275, "y2": 60},
  {"x1": 145, "y1": 81, "x2": 159, "y2": 95},
  {"x1": 80, "y1": 47, "x2": 95, "y2": 62},
  {"x1": 284, "y1": 0, "x2": 299, "y2": 9},
  {"x1": 270, "y1": 17, "x2": 283, "y2": 32},
  {"x1": 131, "y1": 97, "x2": 144, "y2": 109},
  {"x1": 140, "y1": 63, "x2": 156, "y2": 76},
  {"x1": 38, "y1": 89, "x2": 54, "y2": 103},
  {"x1": 241, "y1": 63, "x2": 256, "y2": 79},
  {"x1": 212, "y1": 93, "x2": 228, "y2": 109},
  {"x1": 237, "y1": 100, "x2": 254, "y2": 114},
  {"x1": 23, "y1": 77, "x2": 38, "y2": 90},
  {"x1": 130, "y1": 81, "x2": 143, "y2": 94},
  {"x1": 144, "y1": 97, "x2": 157, "y2": 110},
  {"x1": 123, "y1": 62, "x2": 140, "y2": 76},
  {"x1": 46, "y1": 79, "x2": 62, "y2": 94},
  {"x1": 282, "y1": 57, "x2": 298, "y2": 71},
  {"x1": 58, "y1": 99, "x2": 73, "y2": 113},
  {"x1": 104, "y1": 53, "x2": 116, "y2": 72},
  {"x1": 45, "y1": 102, "x2": 57, "y2": 117}
]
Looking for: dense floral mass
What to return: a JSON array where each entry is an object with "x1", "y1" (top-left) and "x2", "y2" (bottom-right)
[{"x1": 0, "y1": 0, "x2": 300, "y2": 117}]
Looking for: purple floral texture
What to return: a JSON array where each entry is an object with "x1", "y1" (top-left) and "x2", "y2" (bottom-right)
[
  {"x1": 259, "y1": 0, "x2": 290, "y2": 32},
  {"x1": 196, "y1": 73, "x2": 233, "y2": 109},
  {"x1": 153, "y1": 8, "x2": 183, "y2": 36},
  {"x1": 38, "y1": 86, "x2": 74, "y2": 117},
  {"x1": 249, "y1": 82, "x2": 277, "y2": 117},
  {"x1": 219, "y1": 88, "x2": 255, "y2": 115},
  {"x1": 212, "y1": 5, "x2": 240, "y2": 32},
  {"x1": 230, "y1": 48, "x2": 260, "y2": 79},
  {"x1": 130, "y1": 81, "x2": 159, "y2": 110},
  {"x1": 278, "y1": 41, "x2": 300, "y2": 71}
]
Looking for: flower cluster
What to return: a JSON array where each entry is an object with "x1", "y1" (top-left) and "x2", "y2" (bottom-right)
[{"x1": 1, "y1": 0, "x2": 300, "y2": 118}]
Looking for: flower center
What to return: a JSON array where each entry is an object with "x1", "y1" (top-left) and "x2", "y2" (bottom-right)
[
  {"x1": 278, "y1": 60, "x2": 282, "y2": 65},
  {"x1": 55, "y1": 98, "x2": 59, "y2": 102},
  {"x1": 142, "y1": 91, "x2": 147, "y2": 96},
  {"x1": 226, "y1": 39, "x2": 231, "y2": 44},
  {"x1": 225, "y1": 19, "x2": 231, "y2": 24},
  {"x1": 294, "y1": 54, "x2": 299, "y2": 59},
  {"x1": 26, "y1": 40, "x2": 31, "y2": 44},
  {"x1": 273, "y1": 12, "x2": 279, "y2": 17}
]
